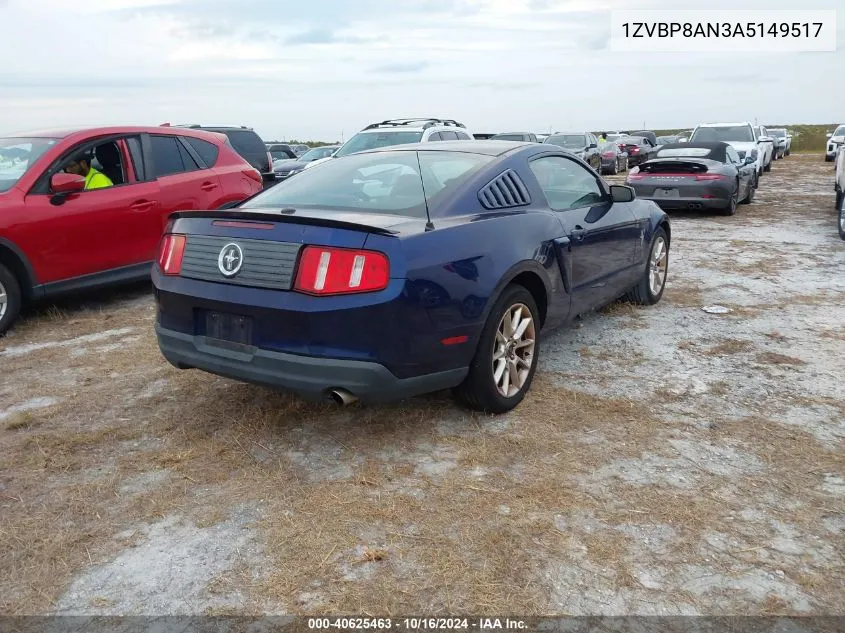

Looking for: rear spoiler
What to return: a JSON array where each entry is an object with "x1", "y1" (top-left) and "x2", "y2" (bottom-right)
[{"x1": 168, "y1": 209, "x2": 400, "y2": 236}]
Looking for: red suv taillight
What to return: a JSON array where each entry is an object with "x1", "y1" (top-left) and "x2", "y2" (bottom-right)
[
  {"x1": 294, "y1": 246, "x2": 389, "y2": 295},
  {"x1": 157, "y1": 234, "x2": 186, "y2": 275}
]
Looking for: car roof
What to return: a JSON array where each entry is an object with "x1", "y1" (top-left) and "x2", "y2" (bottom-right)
[
  {"x1": 4, "y1": 125, "x2": 228, "y2": 142},
  {"x1": 695, "y1": 122, "x2": 752, "y2": 128},
  {"x1": 657, "y1": 141, "x2": 728, "y2": 161},
  {"x1": 548, "y1": 131, "x2": 589, "y2": 135},
  {"x1": 360, "y1": 140, "x2": 530, "y2": 157}
]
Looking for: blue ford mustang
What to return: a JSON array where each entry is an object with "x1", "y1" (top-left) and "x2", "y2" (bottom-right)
[{"x1": 153, "y1": 141, "x2": 670, "y2": 413}]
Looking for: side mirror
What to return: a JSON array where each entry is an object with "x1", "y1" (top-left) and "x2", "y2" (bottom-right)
[
  {"x1": 826, "y1": 133, "x2": 833, "y2": 138},
  {"x1": 678, "y1": 138, "x2": 688, "y2": 143},
  {"x1": 610, "y1": 184, "x2": 635, "y2": 203},
  {"x1": 588, "y1": 143, "x2": 597, "y2": 149},
  {"x1": 744, "y1": 156, "x2": 756, "y2": 165},
  {"x1": 51, "y1": 172, "x2": 85, "y2": 194}
]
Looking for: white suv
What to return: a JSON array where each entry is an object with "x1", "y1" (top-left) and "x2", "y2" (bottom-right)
[
  {"x1": 304, "y1": 118, "x2": 474, "y2": 170},
  {"x1": 835, "y1": 144, "x2": 845, "y2": 239},
  {"x1": 826, "y1": 124, "x2": 845, "y2": 162},
  {"x1": 689, "y1": 122, "x2": 767, "y2": 180}
]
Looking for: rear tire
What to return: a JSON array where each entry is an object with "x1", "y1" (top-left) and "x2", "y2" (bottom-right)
[
  {"x1": 721, "y1": 191, "x2": 738, "y2": 216},
  {"x1": 624, "y1": 227, "x2": 668, "y2": 306},
  {"x1": 453, "y1": 285, "x2": 540, "y2": 414},
  {"x1": 764, "y1": 158, "x2": 772, "y2": 172},
  {"x1": 836, "y1": 188, "x2": 843, "y2": 211},
  {"x1": 610, "y1": 161, "x2": 618, "y2": 175},
  {"x1": 0, "y1": 263, "x2": 22, "y2": 337}
]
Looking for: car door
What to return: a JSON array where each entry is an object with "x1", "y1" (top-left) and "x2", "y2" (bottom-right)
[
  {"x1": 22, "y1": 136, "x2": 163, "y2": 283},
  {"x1": 727, "y1": 145, "x2": 753, "y2": 197},
  {"x1": 528, "y1": 154, "x2": 640, "y2": 315}
]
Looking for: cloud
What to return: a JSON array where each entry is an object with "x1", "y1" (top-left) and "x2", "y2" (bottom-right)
[{"x1": 370, "y1": 61, "x2": 430, "y2": 74}]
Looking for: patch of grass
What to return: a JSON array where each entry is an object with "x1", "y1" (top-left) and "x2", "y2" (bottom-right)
[
  {"x1": 4, "y1": 411, "x2": 39, "y2": 431},
  {"x1": 756, "y1": 352, "x2": 807, "y2": 366},
  {"x1": 705, "y1": 339, "x2": 754, "y2": 356}
]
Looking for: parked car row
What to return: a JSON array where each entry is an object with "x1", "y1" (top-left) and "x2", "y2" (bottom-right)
[{"x1": 0, "y1": 111, "x2": 824, "y2": 413}]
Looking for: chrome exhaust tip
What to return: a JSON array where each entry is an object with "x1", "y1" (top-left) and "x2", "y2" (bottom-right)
[{"x1": 328, "y1": 389, "x2": 358, "y2": 406}]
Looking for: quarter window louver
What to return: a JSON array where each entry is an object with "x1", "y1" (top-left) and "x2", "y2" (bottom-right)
[{"x1": 478, "y1": 169, "x2": 531, "y2": 209}]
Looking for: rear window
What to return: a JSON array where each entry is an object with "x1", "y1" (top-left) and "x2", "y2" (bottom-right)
[
  {"x1": 546, "y1": 134, "x2": 587, "y2": 148},
  {"x1": 183, "y1": 136, "x2": 219, "y2": 167},
  {"x1": 334, "y1": 131, "x2": 424, "y2": 158},
  {"x1": 491, "y1": 134, "x2": 525, "y2": 141},
  {"x1": 220, "y1": 130, "x2": 268, "y2": 169},
  {"x1": 243, "y1": 150, "x2": 492, "y2": 218}
]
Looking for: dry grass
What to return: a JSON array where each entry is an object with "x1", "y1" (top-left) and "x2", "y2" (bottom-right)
[
  {"x1": 704, "y1": 339, "x2": 754, "y2": 356},
  {"x1": 664, "y1": 283, "x2": 704, "y2": 308},
  {"x1": 755, "y1": 352, "x2": 807, "y2": 366}
]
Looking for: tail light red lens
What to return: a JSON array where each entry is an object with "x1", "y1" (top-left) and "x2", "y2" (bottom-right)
[
  {"x1": 631, "y1": 147, "x2": 641, "y2": 154},
  {"x1": 694, "y1": 174, "x2": 726, "y2": 181},
  {"x1": 157, "y1": 234, "x2": 186, "y2": 275},
  {"x1": 294, "y1": 246, "x2": 389, "y2": 295},
  {"x1": 602, "y1": 152, "x2": 615, "y2": 158}
]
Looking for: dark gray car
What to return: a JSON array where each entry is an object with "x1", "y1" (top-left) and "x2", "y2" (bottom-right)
[
  {"x1": 273, "y1": 145, "x2": 340, "y2": 181},
  {"x1": 543, "y1": 132, "x2": 601, "y2": 171},
  {"x1": 490, "y1": 132, "x2": 539, "y2": 142},
  {"x1": 626, "y1": 141, "x2": 756, "y2": 215}
]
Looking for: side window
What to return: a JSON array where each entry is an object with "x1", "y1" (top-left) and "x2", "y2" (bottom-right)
[
  {"x1": 529, "y1": 155, "x2": 604, "y2": 211},
  {"x1": 126, "y1": 136, "x2": 147, "y2": 181},
  {"x1": 455, "y1": 132, "x2": 471, "y2": 140},
  {"x1": 177, "y1": 141, "x2": 200, "y2": 171},
  {"x1": 183, "y1": 136, "x2": 219, "y2": 167},
  {"x1": 439, "y1": 131, "x2": 459, "y2": 141},
  {"x1": 428, "y1": 132, "x2": 442, "y2": 142},
  {"x1": 150, "y1": 135, "x2": 186, "y2": 177},
  {"x1": 727, "y1": 147, "x2": 741, "y2": 164}
]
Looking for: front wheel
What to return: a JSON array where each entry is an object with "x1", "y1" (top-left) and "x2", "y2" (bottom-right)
[
  {"x1": 740, "y1": 180, "x2": 755, "y2": 204},
  {"x1": 453, "y1": 285, "x2": 539, "y2": 414},
  {"x1": 0, "y1": 263, "x2": 22, "y2": 337},
  {"x1": 624, "y1": 228, "x2": 668, "y2": 306}
]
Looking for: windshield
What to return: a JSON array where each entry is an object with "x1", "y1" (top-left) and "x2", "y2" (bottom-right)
[
  {"x1": 657, "y1": 147, "x2": 712, "y2": 158},
  {"x1": 300, "y1": 146, "x2": 337, "y2": 162},
  {"x1": 546, "y1": 134, "x2": 587, "y2": 148},
  {"x1": 243, "y1": 150, "x2": 492, "y2": 218},
  {"x1": 656, "y1": 136, "x2": 679, "y2": 144},
  {"x1": 334, "y1": 131, "x2": 424, "y2": 158},
  {"x1": 690, "y1": 126, "x2": 754, "y2": 143},
  {"x1": 0, "y1": 137, "x2": 59, "y2": 193},
  {"x1": 834, "y1": 126, "x2": 845, "y2": 137},
  {"x1": 769, "y1": 129, "x2": 786, "y2": 138}
]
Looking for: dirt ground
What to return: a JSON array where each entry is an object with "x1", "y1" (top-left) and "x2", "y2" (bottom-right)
[{"x1": 1, "y1": 153, "x2": 843, "y2": 616}]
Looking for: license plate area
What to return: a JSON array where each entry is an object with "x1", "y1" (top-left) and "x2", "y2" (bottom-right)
[
  {"x1": 204, "y1": 311, "x2": 254, "y2": 346},
  {"x1": 654, "y1": 188, "x2": 680, "y2": 198}
]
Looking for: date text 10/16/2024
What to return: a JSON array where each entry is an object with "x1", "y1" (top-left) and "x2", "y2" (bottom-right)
[{"x1": 307, "y1": 618, "x2": 527, "y2": 630}]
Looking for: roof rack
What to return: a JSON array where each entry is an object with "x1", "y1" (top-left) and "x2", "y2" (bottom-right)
[
  {"x1": 363, "y1": 118, "x2": 466, "y2": 131},
  {"x1": 170, "y1": 124, "x2": 253, "y2": 130}
]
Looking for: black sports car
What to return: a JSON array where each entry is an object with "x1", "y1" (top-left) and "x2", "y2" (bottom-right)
[
  {"x1": 626, "y1": 141, "x2": 756, "y2": 215},
  {"x1": 616, "y1": 136, "x2": 656, "y2": 167}
]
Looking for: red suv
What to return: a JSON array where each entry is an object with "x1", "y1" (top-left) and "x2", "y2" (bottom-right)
[{"x1": 0, "y1": 126, "x2": 264, "y2": 334}]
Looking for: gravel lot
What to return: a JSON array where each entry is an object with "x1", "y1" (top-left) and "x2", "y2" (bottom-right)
[{"x1": 1, "y1": 153, "x2": 843, "y2": 616}]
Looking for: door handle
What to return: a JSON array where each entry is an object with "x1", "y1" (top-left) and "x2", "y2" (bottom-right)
[
  {"x1": 201, "y1": 182, "x2": 218, "y2": 192},
  {"x1": 130, "y1": 200, "x2": 154, "y2": 212},
  {"x1": 572, "y1": 227, "x2": 587, "y2": 242}
]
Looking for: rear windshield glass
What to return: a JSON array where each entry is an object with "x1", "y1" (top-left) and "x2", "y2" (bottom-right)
[
  {"x1": 334, "y1": 131, "x2": 424, "y2": 158},
  {"x1": 243, "y1": 150, "x2": 492, "y2": 218},
  {"x1": 657, "y1": 147, "x2": 712, "y2": 157},
  {"x1": 546, "y1": 134, "x2": 586, "y2": 148},
  {"x1": 300, "y1": 146, "x2": 337, "y2": 162},
  {"x1": 691, "y1": 126, "x2": 754, "y2": 143},
  {"x1": 491, "y1": 134, "x2": 526, "y2": 141},
  {"x1": 224, "y1": 131, "x2": 268, "y2": 161},
  {"x1": 656, "y1": 136, "x2": 679, "y2": 144},
  {"x1": 0, "y1": 137, "x2": 59, "y2": 193}
]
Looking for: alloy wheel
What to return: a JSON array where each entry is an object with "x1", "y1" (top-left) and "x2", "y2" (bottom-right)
[
  {"x1": 492, "y1": 303, "x2": 536, "y2": 398},
  {"x1": 0, "y1": 279, "x2": 7, "y2": 321},
  {"x1": 649, "y1": 237, "x2": 668, "y2": 296}
]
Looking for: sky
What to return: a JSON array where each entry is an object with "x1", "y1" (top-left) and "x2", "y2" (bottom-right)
[{"x1": 0, "y1": 0, "x2": 842, "y2": 142}]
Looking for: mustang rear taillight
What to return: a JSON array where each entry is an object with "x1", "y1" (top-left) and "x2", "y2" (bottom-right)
[
  {"x1": 158, "y1": 234, "x2": 186, "y2": 275},
  {"x1": 294, "y1": 246, "x2": 389, "y2": 295}
]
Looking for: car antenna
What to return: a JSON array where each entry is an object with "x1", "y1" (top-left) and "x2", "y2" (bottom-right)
[{"x1": 415, "y1": 152, "x2": 435, "y2": 231}]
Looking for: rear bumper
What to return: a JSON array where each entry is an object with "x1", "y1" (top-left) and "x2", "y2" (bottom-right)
[
  {"x1": 638, "y1": 196, "x2": 729, "y2": 211},
  {"x1": 155, "y1": 323, "x2": 468, "y2": 403}
]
